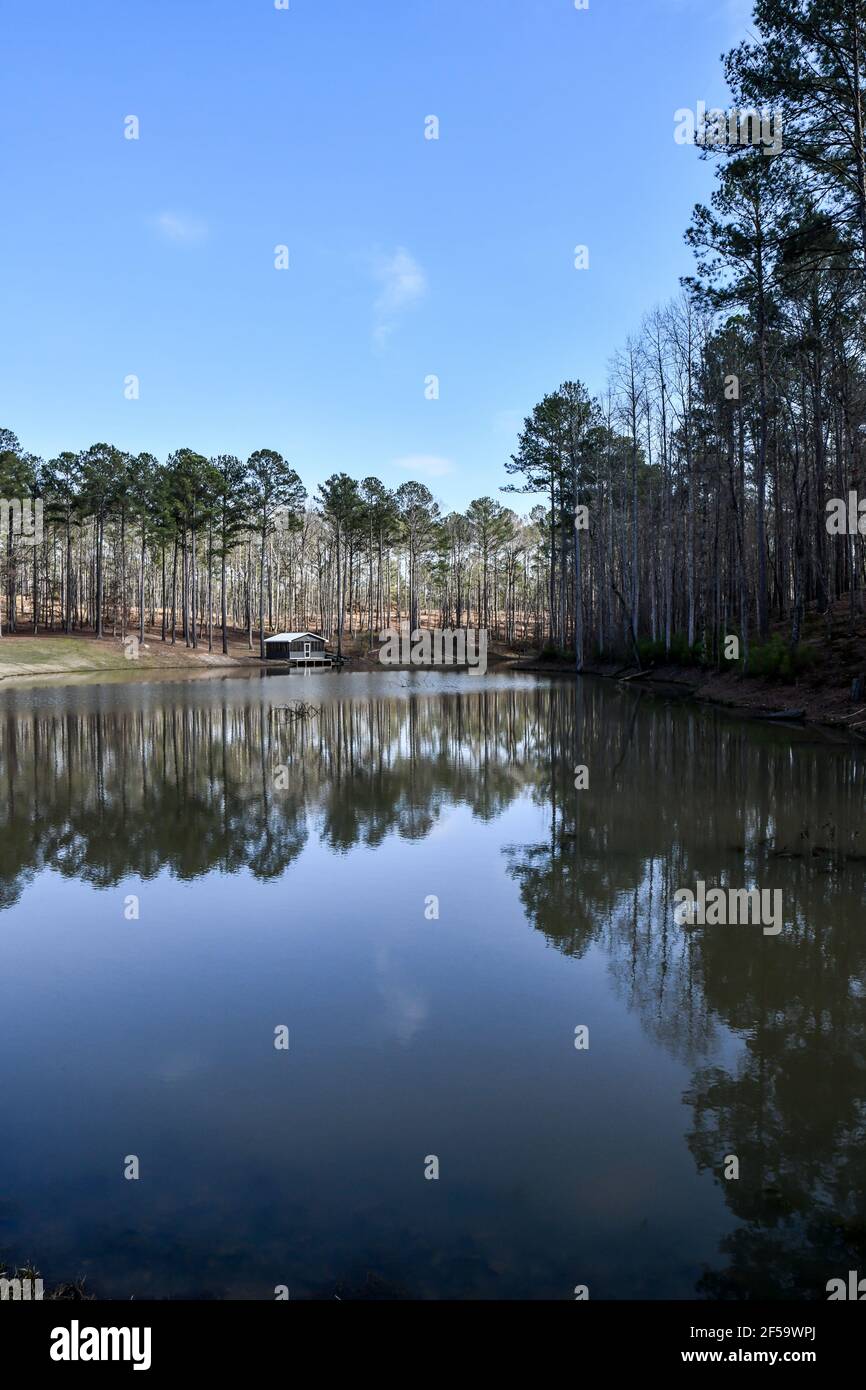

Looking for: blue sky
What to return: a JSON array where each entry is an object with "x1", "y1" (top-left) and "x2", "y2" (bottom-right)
[{"x1": 0, "y1": 0, "x2": 751, "y2": 510}]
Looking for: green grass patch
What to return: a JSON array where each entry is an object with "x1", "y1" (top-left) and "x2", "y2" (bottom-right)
[{"x1": 0, "y1": 637, "x2": 130, "y2": 672}]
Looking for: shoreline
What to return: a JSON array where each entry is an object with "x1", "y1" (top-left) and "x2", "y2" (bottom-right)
[
  {"x1": 508, "y1": 658, "x2": 861, "y2": 739},
  {"x1": 0, "y1": 634, "x2": 860, "y2": 742},
  {"x1": 0, "y1": 633, "x2": 263, "y2": 690}
]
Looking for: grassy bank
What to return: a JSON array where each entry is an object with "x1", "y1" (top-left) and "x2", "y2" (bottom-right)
[{"x1": 0, "y1": 632, "x2": 259, "y2": 685}]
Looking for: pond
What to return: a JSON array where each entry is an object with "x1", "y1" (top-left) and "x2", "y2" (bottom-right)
[{"x1": 0, "y1": 670, "x2": 863, "y2": 1299}]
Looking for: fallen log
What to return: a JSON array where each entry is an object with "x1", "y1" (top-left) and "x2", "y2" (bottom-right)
[
  {"x1": 618, "y1": 666, "x2": 655, "y2": 683},
  {"x1": 754, "y1": 708, "x2": 806, "y2": 721}
]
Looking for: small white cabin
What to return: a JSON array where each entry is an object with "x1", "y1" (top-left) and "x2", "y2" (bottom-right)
[{"x1": 264, "y1": 632, "x2": 331, "y2": 664}]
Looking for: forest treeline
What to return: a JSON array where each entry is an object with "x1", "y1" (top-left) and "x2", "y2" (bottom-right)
[{"x1": 1, "y1": 0, "x2": 864, "y2": 671}]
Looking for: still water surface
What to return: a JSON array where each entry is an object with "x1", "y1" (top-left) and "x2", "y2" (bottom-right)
[{"x1": 1, "y1": 671, "x2": 863, "y2": 1299}]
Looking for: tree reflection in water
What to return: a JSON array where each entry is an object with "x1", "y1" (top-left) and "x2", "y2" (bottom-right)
[{"x1": 1, "y1": 674, "x2": 864, "y2": 1298}]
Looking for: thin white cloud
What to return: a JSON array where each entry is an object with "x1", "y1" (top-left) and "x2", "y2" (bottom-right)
[
  {"x1": 372, "y1": 247, "x2": 426, "y2": 346},
  {"x1": 153, "y1": 211, "x2": 208, "y2": 244},
  {"x1": 375, "y1": 947, "x2": 429, "y2": 1045},
  {"x1": 394, "y1": 454, "x2": 454, "y2": 478}
]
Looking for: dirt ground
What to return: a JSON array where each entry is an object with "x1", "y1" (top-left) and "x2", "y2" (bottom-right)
[{"x1": 510, "y1": 598, "x2": 866, "y2": 736}]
